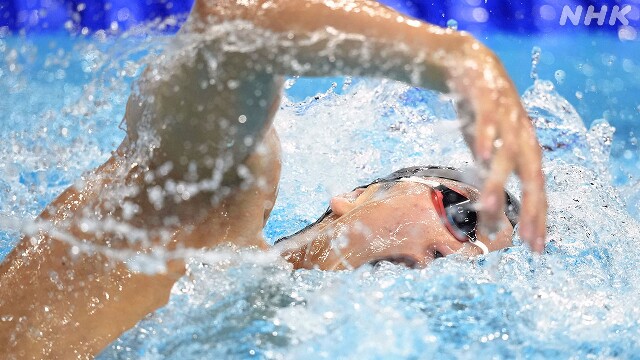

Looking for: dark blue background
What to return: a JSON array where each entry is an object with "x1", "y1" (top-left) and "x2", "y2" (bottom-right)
[{"x1": 0, "y1": 0, "x2": 638, "y2": 34}]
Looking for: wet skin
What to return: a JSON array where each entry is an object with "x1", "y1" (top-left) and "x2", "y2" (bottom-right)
[{"x1": 281, "y1": 178, "x2": 514, "y2": 270}]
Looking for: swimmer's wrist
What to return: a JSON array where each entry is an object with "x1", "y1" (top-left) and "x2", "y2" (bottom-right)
[
  {"x1": 437, "y1": 32, "x2": 506, "y2": 101},
  {"x1": 409, "y1": 30, "x2": 486, "y2": 94}
]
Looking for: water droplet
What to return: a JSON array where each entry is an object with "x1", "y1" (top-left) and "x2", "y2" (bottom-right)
[
  {"x1": 576, "y1": 91, "x2": 583, "y2": 100},
  {"x1": 238, "y1": 115, "x2": 247, "y2": 124},
  {"x1": 342, "y1": 76, "x2": 352, "y2": 91},
  {"x1": 284, "y1": 76, "x2": 298, "y2": 90},
  {"x1": 554, "y1": 70, "x2": 566, "y2": 84},
  {"x1": 601, "y1": 54, "x2": 616, "y2": 67},
  {"x1": 323, "y1": 311, "x2": 335, "y2": 319},
  {"x1": 530, "y1": 46, "x2": 541, "y2": 80},
  {"x1": 123, "y1": 61, "x2": 139, "y2": 77},
  {"x1": 446, "y1": 19, "x2": 458, "y2": 30}
]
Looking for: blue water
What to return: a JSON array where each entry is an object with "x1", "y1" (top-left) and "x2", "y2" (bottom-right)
[{"x1": 1, "y1": 27, "x2": 640, "y2": 359}]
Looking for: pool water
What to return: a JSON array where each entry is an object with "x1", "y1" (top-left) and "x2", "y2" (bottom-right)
[{"x1": 1, "y1": 25, "x2": 640, "y2": 359}]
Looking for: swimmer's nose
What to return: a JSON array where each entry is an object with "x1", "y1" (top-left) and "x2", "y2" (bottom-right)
[
  {"x1": 432, "y1": 241, "x2": 463, "y2": 257},
  {"x1": 406, "y1": 240, "x2": 464, "y2": 267}
]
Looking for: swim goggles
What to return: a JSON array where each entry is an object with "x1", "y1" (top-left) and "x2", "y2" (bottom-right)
[{"x1": 397, "y1": 176, "x2": 489, "y2": 255}]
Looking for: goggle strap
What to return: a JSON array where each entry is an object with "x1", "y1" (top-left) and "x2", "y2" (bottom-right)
[{"x1": 470, "y1": 238, "x2": 489, "y2": 255}]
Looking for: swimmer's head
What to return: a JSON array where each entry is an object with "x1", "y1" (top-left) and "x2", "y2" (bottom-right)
[{"x1": 277, "y1": 166, "x2": 519, "y2": 270}]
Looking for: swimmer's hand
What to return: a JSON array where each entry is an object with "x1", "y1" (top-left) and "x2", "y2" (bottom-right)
[{"x1": 450, "y1": 44, "x2": 547, "y2": 253}]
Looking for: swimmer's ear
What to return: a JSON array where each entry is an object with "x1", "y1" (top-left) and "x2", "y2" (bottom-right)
[{"x1": 330, "y1": 188, "x2": 366, "y2": 216}]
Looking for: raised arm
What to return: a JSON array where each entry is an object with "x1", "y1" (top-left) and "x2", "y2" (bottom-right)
[{"x1": 181, "y1": 0, "x2": 547, "y2": 249}]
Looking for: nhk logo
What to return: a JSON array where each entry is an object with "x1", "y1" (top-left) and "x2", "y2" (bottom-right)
[{"x1": 559, "y1": 5, "x2": 632, "y2": 26}]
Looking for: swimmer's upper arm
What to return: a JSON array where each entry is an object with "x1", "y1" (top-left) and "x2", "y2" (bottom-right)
[{"x1": 124, "y1": 42, "x2": 284, "y2": 182}]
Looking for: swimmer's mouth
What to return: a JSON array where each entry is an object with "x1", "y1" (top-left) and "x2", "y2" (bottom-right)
[{"x1": 369, "y1": 252, "x2": 444, "y2": 269}]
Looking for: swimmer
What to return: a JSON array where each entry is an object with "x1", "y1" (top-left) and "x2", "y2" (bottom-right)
[{"x1": 0, "y1": 0, "x2": 547, "y2": 357}]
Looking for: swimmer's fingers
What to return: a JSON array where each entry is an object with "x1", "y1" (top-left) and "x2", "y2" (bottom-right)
[
  {"x1": 519, "y1": 182, "x2": 547, "y2": 253},
  {"x1": 479, "y1": 142, "x2": 514, "y2": 235},
  {"x1": 455, "y1": 99, "x2": 480, "y2": 150},
  {"x1": 476, "y1": 95, "x2": 521, "y2": 228},
  {"x1": 515, "y1": 122, "x2": 548, "y2": 253},
  {"x1": 470, "y1": 90, "x2": 521, "y2": 167},
  {"x1": 469, "y1": 53, "x2": 519, "y2": 166},
  {"x1": 486, "y1": 95, "x2": 547, "y2": 252},
  {"x1": 470, "y1": 99, "x2": 498, "y2": 165}
]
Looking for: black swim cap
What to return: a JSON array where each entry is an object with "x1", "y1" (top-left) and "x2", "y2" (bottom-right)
[{"x1": 275, "y1": 165, "x2": 520, "y2": 244}]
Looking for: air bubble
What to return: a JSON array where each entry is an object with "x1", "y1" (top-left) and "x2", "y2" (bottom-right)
[
  {"x1": 446, "y1": 19, "x2": 458, "y2": 30},
  {"x1": 601, "y1": 54, "x2": 616, "y2": 67},
  {"x1": 554, "y1": 70, "x2": 566, "y2": 84}
]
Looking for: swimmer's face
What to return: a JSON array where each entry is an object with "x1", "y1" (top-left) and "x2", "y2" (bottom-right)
[{"x1": 285, "y1": 179, "x2": 514, "y2": 270}]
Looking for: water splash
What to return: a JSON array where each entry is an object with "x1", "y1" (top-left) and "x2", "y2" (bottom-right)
[
  {"x1": 522, "y1": 79, "x2": 589, "y2": 163},
  {"x1": 530, "y1": 46, "x2": 541, "y2": 81},
  {"x1": 587, "y1": 119, "x2": 616, "y2": 177}
]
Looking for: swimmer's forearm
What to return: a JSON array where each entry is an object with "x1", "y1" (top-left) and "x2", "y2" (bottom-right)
[
  {"x1": 194, "y1": 0, "x2": 483, "y2": 93},
  {"x1": 0, "y1": 156, "x2": 185, "y2": 357},
  {"x1": 0, "y1": 241, "x2": 178, "y2": 357}
]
